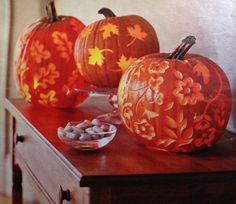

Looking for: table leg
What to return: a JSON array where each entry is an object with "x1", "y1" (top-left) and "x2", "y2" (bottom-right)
[
  {"x1": 12, "y1": 163, "x2": 22, "y2": 204},
  {"x1": 12, "y1": 117, "x2": 23, "y2": 204}
]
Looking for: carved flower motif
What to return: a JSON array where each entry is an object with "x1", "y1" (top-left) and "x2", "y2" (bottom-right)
[
  {"x1": 133, "y1": 119, "x2": 155, "y2": 140},
  {"x1": 122, "y1": 102, "x2": 133, "y2": 120},
  {"x1": 153, "y1": 92, "x2": 164, "y2": 105},
  {"x1": 173, "y1": 77, "x2": 204, "y2": 105},
  {"x1": 194, "y1": 114, "x2": 212, "y2": 130},
  {"x1": 194, "y1": 114, "x2": 216, "y2": 147},
  {"x1": 194, "y1": 127, "x2": 216, "y2": 147},
  {"x1": 149, "y1": 75, "x2": 164, "y2": 91},
  {"x1": 148, "y1": 60, "x2": 170, "y2": 74}
]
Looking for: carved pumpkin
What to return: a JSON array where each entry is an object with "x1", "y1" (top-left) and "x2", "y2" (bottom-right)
[
  {"x1": 74, "y1": 8, "x2": 160, "y2": 88},
  {"x1": 118, "y1": 36, "x2": 232, "y2": 152},
  {"x1": 15, "y1": 2, "x2": 88, "y2": 108}
]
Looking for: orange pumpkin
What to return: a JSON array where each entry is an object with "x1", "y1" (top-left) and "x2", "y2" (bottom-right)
[
  {"x1": 15, "y1": 2, "x2": 88, "y2": 108},
  {"x1": 118, "y1": 36, "x2": 232, "y2": 152},
  {"x1": 74, "y1": 8, "x2": 160, "y2": 88}
]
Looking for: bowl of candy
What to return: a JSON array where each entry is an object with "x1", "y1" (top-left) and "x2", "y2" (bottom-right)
[{"x1": 57, "y1": 119, "x2": 117, "y2": 150}]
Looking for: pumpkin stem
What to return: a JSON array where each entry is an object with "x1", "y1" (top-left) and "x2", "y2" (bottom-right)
[
  {"x1": 167, "y1": 36, "x2": 196, "y2": 60},
  {"x1": 98, "y1": 8, "x2": 116, "y2": 18},
  {"x1": 46, "y1": 1, "x2": 59, "y2": 22}
]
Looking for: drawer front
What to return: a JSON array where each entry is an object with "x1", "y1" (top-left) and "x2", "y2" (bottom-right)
[{"x1": 15, "y1": 120, "x2": 89, "y2": 204}]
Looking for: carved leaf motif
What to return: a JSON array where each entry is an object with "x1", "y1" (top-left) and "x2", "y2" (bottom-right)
[
  {"x1": 164, "y1": 102, "x2": 174, "y2": 111},
  {"x1": 30, "y1": 41, "x2": 51, "y2": 63},
  {"x1": 144, "y1": 109, "x2": 159, "y2": 120},
  {"x1": 38, "y1": 90, "x2": 57, "y2": 106},
  {"x1": 100, "y1": 23, "x2": 119, "y2": 39},
  {"x1": 17, "y1": 60, "x2": 29, "y2": 79},
  {"x1": 88, "y1": 47, "x2": 113, "y2": 66},
  {"x1": 177, "y1": 128, "x2": 194, "y2": 147},
  {"x1": 80, "y1": 26, "x2": 93, "y2": 38},
  {"x1": 173, "y1": 69, "x2": 183, "y2": 80},
  {"x1": 52, "y1": 31, "x2": 73, "y2": 62},
  {"x1": 33, "y1": 63, "x2": 60, "y2": 89},
  {"x1": 165, "y1": 116, "x2": 177, "y2": 129},
  {"x1": 155, "y1": 138, "x2": 176, "y2": 148},
  {"x1": 192, "y1": 62, "x2": 210, "y2": 84},
  {"x1": 163, "y1": 127, "x2": 177, "y2": 139},
  {"x1": 127, "y1": 24, "x2": 147, "y2": 47},
  {"x1": 179, "y1": 119, "x2": 188, "y2": 133},
  {"x1": 117, "y1": 54, "x2": 137, "y2": 72},
  {"x1": 21, "y1": 83, "x2": 31, "y2": 101},
  {"x1": 176, "y1": 110, "x2": 184, "y2": 123}
]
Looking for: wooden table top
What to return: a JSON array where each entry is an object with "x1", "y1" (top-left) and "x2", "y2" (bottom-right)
[{"x1": 4, "y1": 96, "x2": 236, "y2": 186}]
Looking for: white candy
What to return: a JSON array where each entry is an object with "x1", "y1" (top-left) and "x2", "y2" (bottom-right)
[
  {"x1": 72, "y1": 126, "x2": 84, "y2": 134},
  {"x1": 57, "y1": 127, "x2": 66, "y2": 137},
  {"x1": 66, "y1": 122, "x2": 72, "y2": 127},
  {"x1": 100, "y1": 124, "x2": 110, "y2": 132},
  {"x1": 66, "y1": 132, "x2": 78, "y2": 140},
  {"x1": 60, "y1": 118, "x2": 114, "y2": 143},
  {"x1": 79, "y1": 133, "x2": 92, "y2": 141},
  {"x1": 91, "y1": 118, "x2": 102, "y2": 126},
  {"x1": 85, "y1": 127, "x2": 95, "y2": 134},
  {"x1": 64, "y1": 126, "x2": 73, "y2": 132},
  {"x1": 92, "y1": 125, "x2": 104, "y2": 133},
  {"x1": 91, "y1": 134, "x2": 100, "y2": 140},
  {"x1": 75, "y1": 120, "x2": 91, "y2": 129}
]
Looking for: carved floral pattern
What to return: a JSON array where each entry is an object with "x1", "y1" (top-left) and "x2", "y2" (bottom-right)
[{"x1": 118, "y1": 57, "x2": 231, "y2": 152}]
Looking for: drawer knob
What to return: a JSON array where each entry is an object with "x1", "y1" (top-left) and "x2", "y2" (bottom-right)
[
  {"x1": 16, "y1": 135, "x2": 24, "y2": 143},
  {"x1": 59, "y1": 185, "x2": 71, "y2": 204}
]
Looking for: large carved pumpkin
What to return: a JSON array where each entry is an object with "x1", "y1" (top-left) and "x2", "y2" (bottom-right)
[
  {"x1": 15, "y1": 2, "x2": 88, "y2": 108},
  {"x1": 118, "y1": 36, "x2": 232, "y2": 152},
  {"x1": 74, "y1": 8, "x2": 160, "y2": 88}
]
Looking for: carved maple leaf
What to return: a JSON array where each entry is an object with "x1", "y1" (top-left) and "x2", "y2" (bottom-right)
[
  {"x1": 117, "y1": 54, "x2": 137, "y2": 72},
  {"x1": 88, "y1": 47, "x2": 113, "y2": 66},
  {"x1": 127, "y1": 24, "x2": 147, "y2": 47},
  {"x1": 100, "y1": 23, "x2": 119, "y2": 39},
  {"x1": 80, "y1": 26, "x2": 93, "y2": 39}
]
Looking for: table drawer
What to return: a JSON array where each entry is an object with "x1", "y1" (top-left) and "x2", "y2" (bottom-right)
[{"x1": 14, "y1": 119, "x2": 89, "y2": 204}]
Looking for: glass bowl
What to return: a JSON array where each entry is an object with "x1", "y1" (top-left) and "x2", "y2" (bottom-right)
[{"x1": 57, "y1": 121, "x2": 117, "y2": 150}]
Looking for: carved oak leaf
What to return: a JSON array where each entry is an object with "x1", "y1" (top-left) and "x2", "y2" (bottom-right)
[
  {"x1": 21, "y1": 83, "x2": 31, "y2": 101},
  {"x1": 52, "y1": 31, "x2": 73, "y2": 62},
  {"x1": 33, "y1": 63, "x2": 60, "y2": 89},
  {"x1": 38, "y1": 90, "x2": 57, "y2": 106}
]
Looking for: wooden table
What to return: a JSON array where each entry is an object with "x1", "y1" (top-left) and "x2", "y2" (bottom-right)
[{"x1": 4, "y1": 96, "x2": 236, "y2": 204}]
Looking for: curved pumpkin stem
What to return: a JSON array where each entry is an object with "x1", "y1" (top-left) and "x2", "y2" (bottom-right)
[
  {"x1": 167, "y1": 36, "x2": 196, "y2": 60},
  {"x1": 98, "y1": 8, "x2": 116, "y2": 18},
  {"x1": 46, "y1": 1, "x2": 59, "y2": 22}
]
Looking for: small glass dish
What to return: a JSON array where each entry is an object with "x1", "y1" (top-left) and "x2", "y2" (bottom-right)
[{"x1": 57, "y1": 121, "x2": 117, "y2": 150}]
